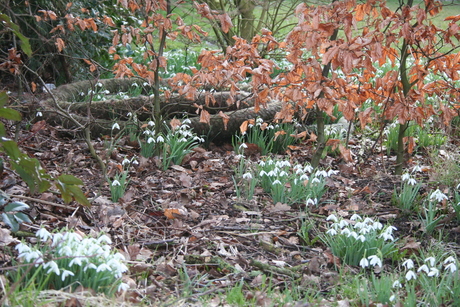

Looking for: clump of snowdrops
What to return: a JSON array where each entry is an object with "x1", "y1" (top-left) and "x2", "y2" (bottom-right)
[{"x1": 13, "y1": 228, "x2": 128, "y2": 296}]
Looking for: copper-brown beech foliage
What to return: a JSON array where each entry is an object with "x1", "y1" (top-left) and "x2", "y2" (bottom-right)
[{"x1": 35, "y1": 0, "x2": 460, "y2": 173}]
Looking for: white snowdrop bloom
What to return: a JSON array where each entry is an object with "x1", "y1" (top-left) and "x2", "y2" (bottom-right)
[
  {"x1": 52, "y1": 233, "x2": 64, "y2": 247},
  {"x1": 156, "y1": 135, "x2": 165, "y2": 142},
  {"x1": 359, "y1": 227, "x2": 370, "y2": 235},
  {"x1": 417, "y1": 264, "x2": 429, "y2": 274},
  {"x1": 103, "y1": 90, "x2": 110, "y2": 95},
  {"x1": 326, "y1": 228, "x2": 337, "y2": 236},
  {"x1": 69, "y1": 257, "x2": 83, "y2": 267},
  {"x1": 311, "y1": 177, "x2": 321, "y2": 184},
  {"x1": 44, "y1": 261, "x2": 60, "y2": 275},
  {"x1": 122, "y1": 158, "x2": 130, "y2": 166},
  {"x1": 372, "y1": 221, "x2": 383, "y2": 230},
  {"x1": 178, "y1": 138, "x2": 187, "y2": 142},
  {"x1": 338, "y1": 220, "x2": 349, "y2": 228},
  {"x1": 299, "y1": 174, "x2": 309, "y2": 181},
  {"x1": 380, "y1": 232, "x2": 394, "y2": 242},
  {"x1": 444, "y1": 256, "x2": 456, "y2": 264},
  {"x1": 143, "y1": 130, "x2": 151, "y2": 135},
  {"x1": 326, "y1": 214, "x2": 338, "y2": 222},
  {"x1": 15, "y1": 243, "x2": 31, "y2": 254},
  {"x1": 445, "y1": 263, "x2": 457, "y2": 273},
  {"x1": 111, "y1": 123, "x2": 120, "y2": 130},
  {"x1": 96, "y1": 82, "x2": 103, "y2": 87},
  {"x1": 341, "y1": 228, "x2": 351, "y2": 236},
  {"x1": 279, "y1": 171, "x2": 288, "y2": 177},
  {"x1": 148, "y1": 121, "x2": 155, "y2": 127},
  {"x1": 306, "y1": 198, "x2": 317, "y2": 206},
  {"x1": 407, "y1": 178, "x2": 417, "y2": 185},
  {"x1": 315, "y1": 170, "x2": 328, "y2": 177},
  {"x1": 84, "y1": 263, "x2": 98, "y2": 272},
  {"x1": 118, "y1": 282, "x2": 129, "y2": 292},
  {"x1": 428, "y1": 267, "x2": 439, "y2": 277},
  {"x1": 112, "y1": 180, "x2": 121, "y2": 187},
  {"x1": 304, "y1": 165, "x2": 313, "y2": 173},
  {"x1": 350, "y1": 214, "x2": 362, "y2": 221},
  {"x1": 392, "y1": 280, "x2": 402, "y2": 288},
  {"x1": 368, "y1": 255, "x2": 382, "y2": 267},
  {"x1": 356, "y1": 235, "x2": 366, "y2": 242},
  {"x1": 327, "y1": 169, "x2": 338, "y2": 176},
  {"x1": 259, "y1": 161, "x2": 266, "y2": 167},
  {"x1": 61, "y1": 270, "x2": 75, "y2": 281},
  {"x1": 23, "y1": 250, "x2": 42, "y2": 263},
  {"x1": 430, "y1": 189, "x2": 448, "y2": 202},
  {"x1": 389, "y1": 295, "x2": 396, "y2": 302},
  {"x1": 360, "y1": 257, "x2": 369, "y2": 268},
  {"x1": 242, "y1": 173, "x2": 253, "y2": 179},
  {"x1": 405, "y1": 270, "x2": 417, "y2": 281},
  {"x1": 58, "y1": 245, "x2": 73, "y2": 257},
  {"x1": 401, "y1": 173, "x2": 411, "y2": 181},
  {"x1": 97, "y1": 234, "x2": 112, "y2": 244},
  {"x1": 36, "y1": 111, "x2": 43, "y2": 117},
  {"x1": 127, "y1": 112, "x2": 132, "y2": 116},
  {"x1": 97, "y1": 263, "x2": 112, "y2": 272},
  {"x1": 402, "y1": 259, "x2": 415, "y2": 270},
  {"x1": 131, "y1": 82, "x2": 139, "y2": 87},
  {"x1": 425, "y1": 257, "x2": 436, "y2": 267},
  {"x1": 80, "y1": 92, "x2": 85, "y2": 96},
  {"x1": 272, "y1": 179, "x2": 282, "y2": 185},
  {"x1": 267, "y1": 170, "x2": 277, "y2": 177},
  {"x1": 183, "y1": 118, "x2": 191, "y2": 124},
  {"x1": 147, "y1": 137, "x2": 155, "y2": 144},
  {"x1": 88, "y1": 89, "x2": 95, "y2": 95},
  {"x1": 259, "y1": 170, "x2": 267, "y2": 176},
  {"x1": 36, "y1": 228, "x2": 52, "y2": 242},
  {"x1": 354, "y1": 222, "x2": 364, "y2": 229}
]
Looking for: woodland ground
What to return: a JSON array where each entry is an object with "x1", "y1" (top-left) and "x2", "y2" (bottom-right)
[{"x1": 1, "y1": 90, "x2": 460, "y2": 306}]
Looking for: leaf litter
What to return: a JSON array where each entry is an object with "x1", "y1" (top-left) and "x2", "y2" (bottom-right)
[{"x1": 1, "y1": 125, "x2": 460, "y2": 306}]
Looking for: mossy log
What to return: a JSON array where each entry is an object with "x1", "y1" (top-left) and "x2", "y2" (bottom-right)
[{"x1": 39, "y1": 78, "x2": 283, "y2": 139}]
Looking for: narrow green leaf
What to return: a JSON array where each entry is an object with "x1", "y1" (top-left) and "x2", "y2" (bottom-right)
[
  {"x1": 0, "y1": 108, "x2": 22, "y2": 121},
  {"x1": 0, "y1": 92, "x2": 8, "y2": 108},
  {"x1": 14, "y1": 212, "x2": 32, "y2": 224},
  {"x1": 2, "y1": 213, "x2": 19, "y2": 232},
  {"x1": 1, "y1": 140, "x2": 22, "y2": 160},
  {"x1": 4, "y1": 201, "x2": 29, "y2": 212},
  {"x1": 57, "y1": 174, "x2": 84, "y2": 186},
  {"x1": 67, "y1": 185, "x2": 91, "y2": 207}
]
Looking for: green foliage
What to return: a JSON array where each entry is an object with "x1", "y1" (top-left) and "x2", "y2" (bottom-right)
[
  {"x1": 12, "y1": 228, "x2": 128, "y2": 296},
  {"x1": 393, "y1": 172, "x2": 422, "y2": 213},
  {"x1": 235, "y1": 117, "x2": 299, "y2": 155},
  {"x1": 0, "y1": 14, "x2": 32, "y2": 57},
  {"x1": 0, "y1": 192, "x2": 32, "y2": 232},
  {"x1": 321, "y1": 214, "x2": 398, "y2": 267},
  {"x1": 0, "y1": 91, "x2": 90, "y2": 206}
]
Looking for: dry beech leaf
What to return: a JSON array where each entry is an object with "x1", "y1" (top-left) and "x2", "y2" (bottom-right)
[{"x1": 164, "y1": 208, "x2": 186, "y2": 219}]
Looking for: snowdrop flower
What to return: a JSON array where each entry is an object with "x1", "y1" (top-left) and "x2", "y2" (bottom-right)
[
  {"x1": 96, "y1": 263, "x2": 112, "y2": 272},
  {"x1": 445, "y1": 262, "x2": 457, "y2": 273},
  {"x1": 428, "y1": 267, "x2": 439, "y2": 277},
  {"x1": 403, "y1": 259, "x2": 415, "y2": 270},
  {"x1": 122, "y1": 158, "x2": 130, "y2": 166},
  {"x1": 405, "y1": 270, "x2": 417, "y2": 281},
  {"x1": 304, "y1": 165, "x2": 313, "y2": 173},
  {"x1": 156, "y1": 135, "x2": 164, "y2": 142},
  {"x1": 372, "y1": 221, "x2": 383, "y2": 230},
  {"x1": 147, "y1": 137, "x2": 155, "y2": 144},
  {"x1": 61, "y1": 270, "x2": 75, "y2": 281},
  {"x1": 338, "y1": 220, "x2": 349, "y2": 228},
  {"x1": 326, "y1": 214, "x2": 338, "y2": 222},
  {"x1": 44, "y1": 261, "x2": 60, "y2": 275},
  {"x1": 148, "y1": 121, "x2": 155, "y2": 127},
  {"x1": 326, "y1": 228, "x2": 337, "y2": 236},
  {"x1": 425, "y1": 257, "x2": 436, "y2": 267},
  {"x1": 112, "y1": 123, "x2": 120, "y2": 130},
  {"x1": 259, "y1": 161, "x2": 266, "y2": 167},
  {"x1": 299, "y1": 174, "x2": 309, "y2": 181},
  {"x1": 444, "y1": 256, "x2": 456, "y2": 264},
  {"x1": 15, "y1": 243, "x2": 31, "y2": 254},
  {"x1": 430, "y1": 189, "x2": 448, "y2": 202},
  {"x1": 392, "y1": 280, "x2": 402, "y2": 288},
  {"x1": 118, "y1": 282, "x2": 129, "y2": 292},
  {"x1": 127, "y1": 112, "x2": 132, "y2": 117},
  {"x1": 36, "y1": 228, "x2": 52, "y2": 242},
  {"x1": 327, "y1": 169, "x2": 338, "y2": 176},
  {"x1": 311, "y1": 177, "x2": 321, "y2": 184},
  {"x1": 417, "y1": 264, "x2": 429, "y2": 274},
  {"x1": 36, "y1": 111, "x2": 43, "y2": 117},
  {"x1": 360, "y1": 257, "x2": 369, "y2": 268},
  {"x1": 96, "y1": 82, "x2": 103, "y2": 87},
  {"x1": 341, "y1": 228, "x2": 351, "y2": 236},
  {"x1": 315, "y1": 170, "x2": 328, "y2": 178},
  {"x1": 306, "y1": 198, "x2": 317, "y2": 206},
  {"x1": 368, "y1": 255, "x2": 382, "y2": 267},
  {"x1": 380, "y1": 232, "x2": 394, "y2": 242},
  {"x1": 350, "y1": 214, "x2": 362, "y2": 221},
  {"x1": 401, "y1": 173, "x2": 411, "y2": 181},
  {"x1": 242, "y1": 173, "x2": 253, "y2": 179},
  {"x1": 272, "y1": 180, "x2": 282, "y2": 185},
  {"x1": 112, "y1": 180, "x2": 121, "y2": 187},
  {"x1": 69, "y1": 257, "x2": 83, "y2": 267},
  {"x1": 103, "y1": 90, "x2": 110, "y2": 95},
  {"x1": 259, "y1": 170, "x2": 267, "y2": 176},
  {"x1": 97, "y1": 234, "x2": 112, "y2": 244},
  {"x1": 356, "y1": 235, "x2": 366, "y2": 242}
]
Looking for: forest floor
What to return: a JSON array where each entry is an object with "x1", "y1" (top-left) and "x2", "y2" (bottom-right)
[{"x1": 1, "y1": 93, "x2": 460, "y2": 306}]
